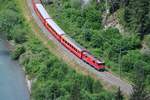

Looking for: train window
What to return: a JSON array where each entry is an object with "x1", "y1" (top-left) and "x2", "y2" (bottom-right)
[
  {"x1": 97, "y1": 63, "x2": 101, "y2": 65},
  {"x1": 47, "y1": 23, "x2": 49, "y2": 26},
  {"x1": 73, "y1": 47, "x2": 75, "y2": 50},
  {"x1": 84, "y1": 55, "x2": 87, "y2": 58}
]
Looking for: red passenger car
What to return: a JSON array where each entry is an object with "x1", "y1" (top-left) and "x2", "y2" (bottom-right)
[
  {"x1": 33, "y1": 2, "x2": 105, "y2": 71},
  {"x1": 45, "y1": 19, "x2": 65, "y2": 41},
  {"x1": 82, "y1": 52, "x2": 105, "y2": 70},
  {"x1": 34, "y1": 4, "x2": 50, "y2": 24},
  {"x1": 61, "y1": 35, "x2": 86, "y2": 58}
]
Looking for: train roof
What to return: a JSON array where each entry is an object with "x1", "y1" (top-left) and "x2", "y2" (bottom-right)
[
  {"x1": 46, "y1": 19, "x2": 65, "y2": 35},
  {"x1": 93, "y1": 57, "x2": 104, "y2": 64},
  {"x1": 35, "y1": 3, "x2": 50, "y2": 19},
  {"x1": 83, "y1": 52, "x2": 104, "y2": 64},
  {"x1": 62, "y1": 35, "x2": 85, "y2": 52}
]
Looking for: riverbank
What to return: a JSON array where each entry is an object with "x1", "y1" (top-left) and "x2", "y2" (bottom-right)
[
  {"x1": 26, "y1": 75, "x2": 32, "y2": 93},
  {"x1": 5, "y1": 39, "x2": 32, "y2": 94},
  {"x1": 0, "y1": 38, "x2": 30, "y2": 100},
  {"x1": 0, "y1": 36, "x2": 31, "y2": 92}
]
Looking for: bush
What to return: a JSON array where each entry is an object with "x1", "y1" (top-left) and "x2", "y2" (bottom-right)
[
  {"x1": 11, "y1": 45, "x2": 25, "y2": 60},
  {"x1": 0, "y1": 9, "x2": 20, "y2": 34},
  {"x1": 121, "y1": 50, "x2": 142, "y2": 72},
  {"x1": 11, "y1": 25, "x2": 27, "y2": 43},
  {"x1": 70, "y1": 0, "x2": 81, "y2": 9}
]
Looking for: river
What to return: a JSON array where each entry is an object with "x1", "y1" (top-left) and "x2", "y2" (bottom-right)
[{"x1": 0, "y1": 38, "x2": 30, "y2": 100}]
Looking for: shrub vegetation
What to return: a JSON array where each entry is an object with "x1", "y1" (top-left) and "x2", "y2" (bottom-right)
[{"x1": 45, "y1": 0, "x2": 150, "y2": 91}]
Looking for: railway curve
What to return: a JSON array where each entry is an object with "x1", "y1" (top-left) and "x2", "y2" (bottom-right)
[{"x1": 26, "y1": 0, "x2": 132, "y2": 95}]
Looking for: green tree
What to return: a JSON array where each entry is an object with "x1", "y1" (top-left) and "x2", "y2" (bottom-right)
[
  {"x1": 42, "y1": 0, "x2": 52, "y2": 5},
  {"x1": 130, "y1": 62, "x2": 150, "y2": 100},
  {"x1": 11, "y1": 25, "x2": 27, "y2": 43},
  {"x1": 0, "y1": 9, "x2": 20, "y2": 36},
  {"x1": 11, "y1": 45, "x2": 25, "y2": 60},
  {"x1": 109, "y1": 0, "x2": 121, "y2": 13},
  {"x1": 124, "y1": 0, "x2": 150, "y2": 36},
  {"x1": 32, "y1": 81, "x2": 64, "y2": 100},
  {"x1": 121, "y1": 50, "x2": 141, "y2": 72},
  {"x1": 82, "y1": 28, "x2": 92, "y2": 41},
  {"x1": 115, "y1": 87, "x2": 124, "y2": 100},
  {"x1": 70, "y1": 80, "x2": 82, "y2": 100},
  {"x1": 70, "y1": 0, "x2": 81, "y2": 9}
]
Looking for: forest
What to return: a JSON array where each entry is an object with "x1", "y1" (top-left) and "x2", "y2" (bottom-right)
[
  {"x1": 0, "y1": 0, "x2": 150, "y2": 99},
  {"x1": 44, "y1": 0, "x2": 150, "y2": 96},
  {"x1": 0, "y1": 0, "x2": 116, "y2": 100}
]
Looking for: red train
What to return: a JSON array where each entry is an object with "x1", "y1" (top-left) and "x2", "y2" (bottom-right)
[{"x1": 32, "y1": 1, "x2": 105, "y2": 71}]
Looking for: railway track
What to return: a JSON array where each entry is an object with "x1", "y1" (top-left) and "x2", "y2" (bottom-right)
[{"x1": 26, "y1": 0, "x2": 132, "y2": 95}]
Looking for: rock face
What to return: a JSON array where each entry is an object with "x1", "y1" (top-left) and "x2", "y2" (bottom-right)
[{"x1": 82, "y1": 0, "x2": 90, "y2": 5}]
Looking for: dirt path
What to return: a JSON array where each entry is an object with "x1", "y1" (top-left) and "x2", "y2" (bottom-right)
[{"x1": 26, "y1": 0, "x2": 132, "y2": 95}]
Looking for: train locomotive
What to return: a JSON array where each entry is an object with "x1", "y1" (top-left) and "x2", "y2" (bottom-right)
[{"x1": 33, "y1": 2, "x2": 105, "y2": 71}]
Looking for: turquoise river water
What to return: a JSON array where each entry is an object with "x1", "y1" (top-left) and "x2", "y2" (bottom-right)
[{"x1": 0, "y1": 38, "x2": 29, "y2": 100}]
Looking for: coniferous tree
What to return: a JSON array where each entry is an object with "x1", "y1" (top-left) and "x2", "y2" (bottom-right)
[
  {"x1": 70, "y1": 80, "x2": 82, "y2": 100},
  {"x1": 115, "y1": 87, "x2": 124, "y2": 100},
  {"x1": 130, "y1": 62, "x2": 150, "y2": 100},
  {"x1": 41, "y1": 0, "x2": 52, "y2": 5},
  {"x1": 124, "y1": 0, "x2": 150, "y2": 36}
]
